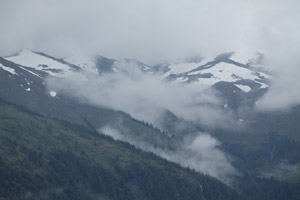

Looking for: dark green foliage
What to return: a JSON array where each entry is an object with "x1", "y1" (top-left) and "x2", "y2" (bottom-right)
[
  {"x1": 208, "y1": 106, "x2": 300, "y2": 200},
  {"x1": 0, "y1": 99, "x2": 240, "y2": 200},
  {"x1": 237, "y1": 175, "x2": 300, "y2": 200}
]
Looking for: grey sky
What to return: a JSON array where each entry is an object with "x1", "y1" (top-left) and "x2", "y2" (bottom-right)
[
  {"x1": 0, "y1": 0, "x2": 297, "y2": 61},
  {"x1": 1, "y1": 0, "x2": 300, "y2": 109}
]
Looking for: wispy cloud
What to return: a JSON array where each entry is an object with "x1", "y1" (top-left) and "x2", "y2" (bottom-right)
[
  {"x1": 0, "y1": 1, "x2": 297, "y2": 62},
  {"x1": 47, "y1": 60, "x2": 238, "y2": 183},
  {"x1": 47, "y1": 60, "x2": 231, "y2": 127},
  {"x1": 2, "y1": 0, "x2": 300, "y2": 110},
  {"x1": 100, "y1": 124, "x2": 237, "y2": 184}
]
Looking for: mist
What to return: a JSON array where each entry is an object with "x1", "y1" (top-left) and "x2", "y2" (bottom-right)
[
  {"x1": 47, "y1": 60, "x2": 232, "y2": 128},
  {"x1": 1, "y1": 0, "x2": 300, "y2": 186},
  {"x1": 100, "y1": 124, "x2": 237, "y2": 184},
  {"x1": 46, "y1": 59, "x2": 239, "y2": 183},
  {"x1": 1, "y1": 0, "x2": 300, "y2": 110}
]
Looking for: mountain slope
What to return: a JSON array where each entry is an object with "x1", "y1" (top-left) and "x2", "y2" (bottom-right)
[
  {"x1": 0, "y1": 52, "x2": 173, "y2": 151},
  {"x1": 0, "y1": 50, "x2": 272, "y2": 125},
  {"x1": 0, "y1": 98, "x2": 241, "y2": 200},
  {"x1": 3, "y1": 49, "x2": 300, "y2": 200},
  {"x1": 156, "y1": 52, "x2": 270, "y2": 90}
]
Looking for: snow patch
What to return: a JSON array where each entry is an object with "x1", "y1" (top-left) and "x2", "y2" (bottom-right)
[
  {"x1": 19, "y1": 66, "x2": 43, "y2": 78},
  {"x1": 183, "y1": 62, "x2": 270, "y2": 89},
  {"x1": 259, "y1": 82, "x2": 269, "y2": 89},
  {"x1": 5, "y1": 50, "x2": 86, "y2": 80},
  {"x1": 0, "y1": 64, "x2": 17, "y2": 75},
  {"x1": 25, "y1": 88, "x2": 31, "y2": 92},
  {"x1": 49, "y1": 91, "x2": 57, "y2": 97},
  {"x1": 234, "y1": 84, "x2": 251, "y2": 92},
  {"x1": 200, "y1": 63, "x2": 257, "y2": 82}
]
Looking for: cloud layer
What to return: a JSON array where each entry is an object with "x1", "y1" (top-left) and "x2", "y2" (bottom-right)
[
  {"x1": 100, "y1": 124, "x2": 237, "y2": 184},
  {"x1": 0, "y1": 1, "x2": 297, "y2": 61},
  {"x1": 1, "y1": 0, "x2": 300, "y2": 110},
  {"x1": 47, "y1": 60, "x2": 233, "y2": 127},
  {"x1": 46, "y1": 59, "x2": 239, "y2": 183}
]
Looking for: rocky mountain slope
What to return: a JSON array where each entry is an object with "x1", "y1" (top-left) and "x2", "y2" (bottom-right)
[{"x1": 1, "y1": 50, "x2": 300, "y2": 200}]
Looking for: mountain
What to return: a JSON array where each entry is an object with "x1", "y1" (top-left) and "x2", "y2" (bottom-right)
[
  {"x1": 0, "y1": 50, "x2": 271, "y2": 89},
  {"x1": 0, "y1": 50, "x2": 271, "y2": 112},
  {"x1": 0, "y1": 98, "x2": 241, "y2": 200},
  {"x1": 157, "y1": 52, "x2": 269, "y2": 90},
  {"x1": 0, "y1": 50, "x2": 273, "y2": 167},
  {"x1": 0, "y1": 49, "x2": 272, "y2": 149},
  {"x1": 1, "y1": 49, "x2": 300, "y2": 200},
  {"x1": 154, "y1": 51, "x2": 271, "y2": 112},
  {"x1": 0, "y1": 50, "x2": 243, "y2": 199},
  {"x1": 0, "y1": 50, "x2": 172, "y2": 149}
]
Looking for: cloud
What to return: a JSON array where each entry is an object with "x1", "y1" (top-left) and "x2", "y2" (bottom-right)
[
  {"x1": 47, "y1": 60, "x2": 238, "y2": 183},
  {"x1": 2, "y1": 0, "x2": 300, "y2": 110},
  {"x1": 186, "y1": 134, "x2": 238, "y2": 183},
  {"x1": 100, "y1": 123, "x2": 237, "y2": 184},
  {"x1": 159, "y1": 133, "x2": 238, "y2": 184},
  {"x1": 253, "y1": 1, "x2": 300, "y2": 111},
  {"x1": 100, "y1": 125, "x2": 125, "y2": 141},
  {"x1": 0, "y1": 0, "x2": 298, "y2": 62},
  {"x1": 46, "y1": 60, "x2": 232, "y2": 128},
  {"x1": 1, "y1": 0, "x2": 300, "y2": 184},
  {"x1": 256, "y1": 61, "x2": 300, "y2": 111}
]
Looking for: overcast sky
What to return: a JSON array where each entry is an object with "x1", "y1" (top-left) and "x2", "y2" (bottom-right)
[
  {"x1": 1, "y1": 0, "x2": 300, "y2": 110},
  {"x1": 0, "y1": 0, "x2": 298, "y2": 61}
]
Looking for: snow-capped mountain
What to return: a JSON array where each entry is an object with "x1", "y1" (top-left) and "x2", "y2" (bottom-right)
[
  {"x1": 155, "y1": 52, "x2": 270, "y2": 92},
  {"x1": 0, "y1": 49, "x2": 272, "y2": 115},
  {"x1": 0, "y1": 50, "x2": 271, "y2": 93}
]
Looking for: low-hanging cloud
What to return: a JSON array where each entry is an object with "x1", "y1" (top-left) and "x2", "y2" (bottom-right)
[
  {"x1": 1, "y1": 0, "x2": 300, "y2": 110},
  {"x1": 47, "y1": 60, "x2": 232, "y2": 128},
  {"x1": 1, "y1": 0, "x2": 257, "y2": 60},
  {"x1": 256, "y1": 59, "x2": 300, "y2": 111},
  {"x1": 256, "y1": 36, "x2": 300, "y2": 111},
  {"x1": 249, "y1": 0, "x2": 300, "y2": 111},
  {"x1": 100, "y1": 123, "x2": 237, "y2": 184},
  {"x1": 47, "y1": 60, "x2": 238, "y2": 183},
  {"x1": 162, "y1": 133, "x2": 238, "y2": 184},
  {"x1": 0, "y1": 1, "x2": 296, "y2": 61}
]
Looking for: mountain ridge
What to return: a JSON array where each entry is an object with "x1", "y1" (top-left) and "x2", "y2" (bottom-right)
[{"x1": 0, "y1": 97, "x2": 241, "y2": 200}]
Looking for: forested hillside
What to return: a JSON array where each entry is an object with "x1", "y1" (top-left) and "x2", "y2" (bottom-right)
[{"x1": 0, "y1": 98, "x2": 241, "y2": 200}]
